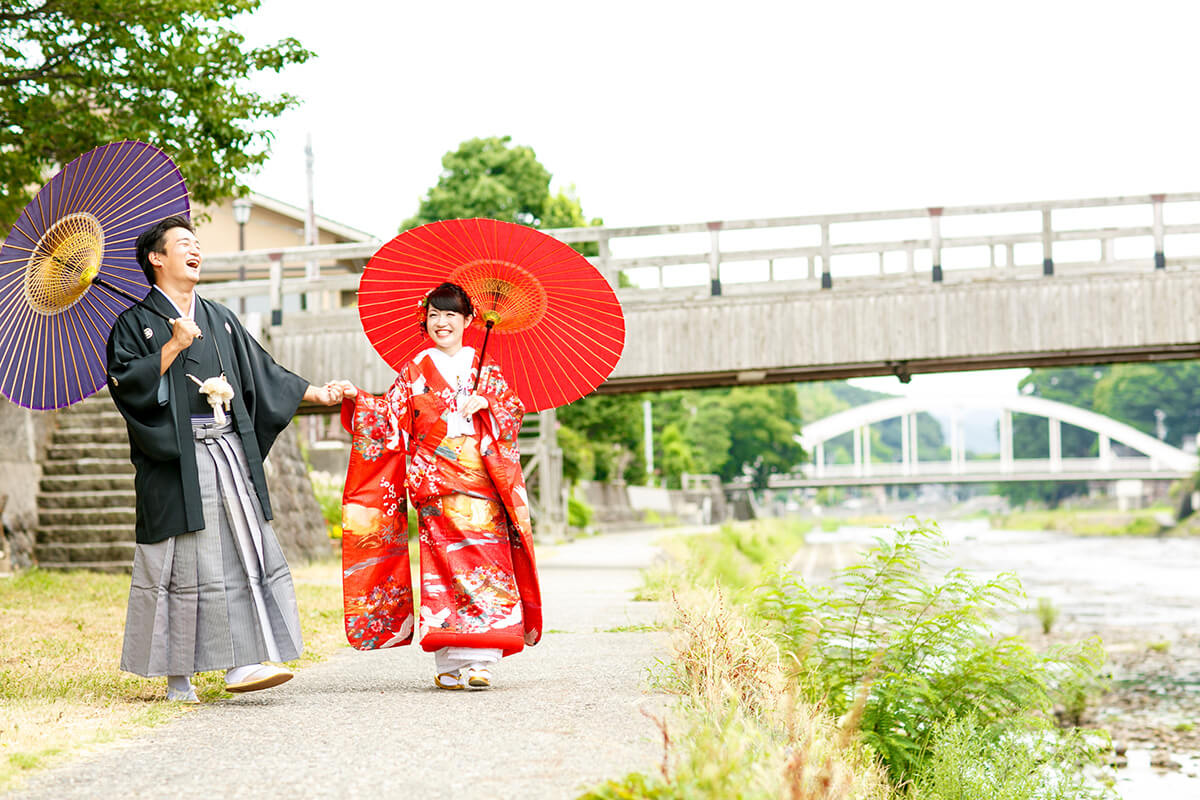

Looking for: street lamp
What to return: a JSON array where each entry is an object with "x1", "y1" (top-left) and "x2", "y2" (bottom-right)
[{"x1": 231, "y1": 197, "x2": 252, "y2": 313}]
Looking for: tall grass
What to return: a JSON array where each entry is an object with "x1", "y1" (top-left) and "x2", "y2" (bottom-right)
[
  {"x1": 589, "y1": 518, "x2": 1114, "y2": 799},
  {"x1": 759, "y1": 521, "x2": 1107, "y2": 785}
]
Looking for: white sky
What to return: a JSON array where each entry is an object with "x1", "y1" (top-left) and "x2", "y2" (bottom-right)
[{"x1": 233, "y1": 0, "x2": 1200, "y2": 401}]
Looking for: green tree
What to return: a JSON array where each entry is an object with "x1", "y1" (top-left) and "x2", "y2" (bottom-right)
[
  {"x1": 0, "y1": 0, "x2": 312, "y2": 233},
  {"x1": 1094, "y1": 362, "x2": 1200, "y2": 448}
]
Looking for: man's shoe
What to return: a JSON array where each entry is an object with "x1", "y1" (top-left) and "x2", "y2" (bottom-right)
[{"x1": 225, "y1": 664, "x2": 293, "y2": 693}]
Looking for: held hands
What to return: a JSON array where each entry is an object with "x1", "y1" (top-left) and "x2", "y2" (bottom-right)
[
  {"x1": 305, "y1": 381, "x2": 348, "y2": 406},
  {"x1": 459, "y1": 394, "x2": 488, "y2": 418},
  {"x1": 332, "y1": 380, "x2": 358, "y2": 399}
]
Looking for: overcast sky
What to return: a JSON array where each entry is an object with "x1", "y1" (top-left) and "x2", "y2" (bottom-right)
[{"x1": 233, "y1": 0, "x2": 1200, "y2": 400}]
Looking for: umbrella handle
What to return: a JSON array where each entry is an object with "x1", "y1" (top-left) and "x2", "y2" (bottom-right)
[
  {"x1": 471, "y1": 319, "x2": 495, "y2": 394},
  {"x1": 92, "y1": 277, "x2": 202, "y2": 338}
]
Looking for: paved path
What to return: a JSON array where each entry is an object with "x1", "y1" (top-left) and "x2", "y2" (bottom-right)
[{"x1": 8, "y1": 528, "x2": 683, "y2": 800}]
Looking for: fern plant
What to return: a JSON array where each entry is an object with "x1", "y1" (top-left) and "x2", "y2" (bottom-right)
[{"x1": 757, "y1": 520, "x2": 1104, "y2": 786}]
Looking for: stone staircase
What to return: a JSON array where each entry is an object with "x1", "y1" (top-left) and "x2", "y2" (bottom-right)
[{"x1": 36, "y1": 390, "x2": 136, "y2": 572}]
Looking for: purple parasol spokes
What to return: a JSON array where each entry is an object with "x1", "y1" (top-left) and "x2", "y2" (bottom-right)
[{"x1": 0, "y1": 141, "x2": 190, "y2": 410}]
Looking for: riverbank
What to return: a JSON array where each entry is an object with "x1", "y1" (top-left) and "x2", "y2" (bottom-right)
[{"x1": 986, "y1": 507, "x2": 1176, "y2": 536}]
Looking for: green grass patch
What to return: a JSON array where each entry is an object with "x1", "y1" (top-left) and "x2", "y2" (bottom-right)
[
  {"x1": 0, "y1": 559, "x2": 347, "y2": 790},
  {"x1": 991, "y1": 507, "x2": 1171, "y2": 537},
  {"x1": 592, "y1": 518, "x2": 1115, "y2": 799}
]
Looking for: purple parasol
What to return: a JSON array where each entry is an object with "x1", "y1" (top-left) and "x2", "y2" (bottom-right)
[{"x1": 0, "y1": 141, "x2": 190, "y2": 409}]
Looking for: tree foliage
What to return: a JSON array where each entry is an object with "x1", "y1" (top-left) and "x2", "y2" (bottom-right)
[
  {"x1": 401, "y1": 136, "x2": 603, "y2": 244},
  {"x1": 0, "y1": 0, "x2": 313, "y2": 233},
  {"x1": 1000, "y1": 362, "x2": 1200, "y2": 507}
]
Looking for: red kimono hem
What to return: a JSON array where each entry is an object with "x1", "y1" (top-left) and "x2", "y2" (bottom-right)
[{"x1": 420, "y1": 629, "x2": 526, "y2": 657}]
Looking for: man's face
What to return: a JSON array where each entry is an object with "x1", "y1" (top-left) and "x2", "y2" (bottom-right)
[{"x1": 150, "y1": 227, "x2": 202, "y2": 288}]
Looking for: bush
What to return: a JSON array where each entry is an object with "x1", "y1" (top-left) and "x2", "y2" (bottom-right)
[
  {"x1": 912, "y1": 715, "x2": 1113, "y2": 800},
  {"x1": 309, "y1": 471, "x2": 344, "y2": 538},
  {"x1": 757, "y1": 520, "x2": 1105, "y2": 785},
  {"x1": 568, "y1": 492, "x2": 593, "y2": 530}
]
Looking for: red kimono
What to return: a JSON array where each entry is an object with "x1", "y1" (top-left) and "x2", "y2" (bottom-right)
[{"x1": 339, "y1": 348, "x2": 541, "y2": 656}]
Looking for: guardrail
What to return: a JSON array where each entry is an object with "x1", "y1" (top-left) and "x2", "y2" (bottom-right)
[{"x1": 197, "y1": 191, "x2": 1200, "y2": 319}]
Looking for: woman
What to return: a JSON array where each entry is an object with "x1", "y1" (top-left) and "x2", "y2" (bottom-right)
[{"x1": 337, "y1": 282, "x2": 541, "y2": 689}]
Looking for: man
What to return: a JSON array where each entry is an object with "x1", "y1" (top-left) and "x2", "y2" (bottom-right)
[{"x1": 106, "y1": 215, "x2": 343, "y2": 702}]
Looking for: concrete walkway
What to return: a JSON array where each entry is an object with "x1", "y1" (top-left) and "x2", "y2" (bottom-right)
[{"x1": 7, "y1": 528, "x2": 681, "y2": 800}]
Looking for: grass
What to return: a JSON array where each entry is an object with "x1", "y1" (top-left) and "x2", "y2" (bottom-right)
[
  {"x1": 0, "y1": 558, "x2": 346, "y2": 791},
  {"x1": 989, "y1": 507, "x2": 1171, "y2": 537},
  {"x1": 595, "y1": 518, "x2": 1114, "y2": 799},
  {"x1": 636, "y1": 518, "x2": 813, "y2": 603}
]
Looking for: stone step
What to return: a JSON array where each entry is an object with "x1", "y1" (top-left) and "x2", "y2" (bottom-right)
[
  {"x1": 39, "y1": 507, "x2": 136, "y2": 526},
  {"x1": 42, "y1": 458, "x2": 134, "y2": 476},
  {"x1": 38, "y1": 491, "x2": 136, "y2": 510},
  {"x1": 37, "y1": 525, "x2": 135, "y2": 545},
  {"x1": 40, "y1": 474, "x2": 135, "y2": 493},
  {"x1": 51, "y1": 428, "x2": 129, "y2": 445},
  {"x1": 36, "y1": 560, "x2": 131, "y2": 574},
  {"x1": 36, "y1": 542, "x2": 136, "y2": 566},
  {"x1": 45, "y1": 442, "x2": 130, "y2": 462}
]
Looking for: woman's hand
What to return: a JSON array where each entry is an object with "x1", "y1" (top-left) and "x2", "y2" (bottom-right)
[
  {"x1": 333, "y1": 380, "x2": 358, "y2": 399},
  {"x1": 305, "y1": 381, "x2": 345, "y2": 406},
  {"x1": 459, "y1": 394, "x2": 488, "y2": 418}
]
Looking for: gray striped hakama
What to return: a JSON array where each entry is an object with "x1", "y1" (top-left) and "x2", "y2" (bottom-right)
[{"x1": 120, "y1": 417, "x2": 303, "y2": 677}]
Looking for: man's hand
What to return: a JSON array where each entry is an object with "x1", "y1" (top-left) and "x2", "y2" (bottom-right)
[
  {"x1": 459, "y1": 394, "x2": 488, "y2": 418},
  {"x1": 159, "y1": 318, "x2": 202, "y2": 375},
  {"x1": 305, "y1": 381, "x2": 346, "y2": 406},
  {"x1": 169, "y1": 317, "x2": 202, "y2": 349}
]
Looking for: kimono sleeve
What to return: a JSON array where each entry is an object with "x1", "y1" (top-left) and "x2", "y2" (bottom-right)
[
  {"x1": 339, "y1": 380, "x2": 416, "y2": 650},
  {"x1": 477, "y1": 362, "x2": 525, "y2": 445},
  {"x1": 227, "y1": 313, "x2": 308, "y2": 459},
  {"x1": 105, "y1": 311, "x2": 179, "y2": 460}
]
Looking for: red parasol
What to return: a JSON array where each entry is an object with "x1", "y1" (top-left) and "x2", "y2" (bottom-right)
[{"x1": 357, "y1": 218, "x2": 624, "y2": 412}]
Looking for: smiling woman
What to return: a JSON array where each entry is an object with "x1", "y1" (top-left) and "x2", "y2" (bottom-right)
[{"x1": 336, "y1": 280, "x2": 541, "y2": 691}]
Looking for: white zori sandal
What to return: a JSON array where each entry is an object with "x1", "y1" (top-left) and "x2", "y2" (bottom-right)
[
  {"x1": 435, "y1": 671, "x2": 465, "y2": 690},
  {"x1": 464, "y1": 664, "x2": 492, "y2": 689},
  {"x1": 225, "y1": 664, "x2": 293, "y2": 693}
]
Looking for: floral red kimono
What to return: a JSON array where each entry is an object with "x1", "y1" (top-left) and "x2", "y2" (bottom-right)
[{"x1": 339, "y1": 347, "x2": 541, "y2": 656}]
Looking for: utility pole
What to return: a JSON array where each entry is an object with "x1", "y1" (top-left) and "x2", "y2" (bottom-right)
[{"x1": 304, "y1": 134, "x2": 319, "y2": 311}]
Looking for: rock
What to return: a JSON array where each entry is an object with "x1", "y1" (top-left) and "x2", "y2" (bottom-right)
[
  {"x1": 1111, "y1": 754, "x2": 1129, "y2": 769},
  {"x1": 1150, "y1": 753, "x2": 1182, "y2": 770},
  {"x1": 1113, "y1": 740, "x2": 1128, "y2": 756}
]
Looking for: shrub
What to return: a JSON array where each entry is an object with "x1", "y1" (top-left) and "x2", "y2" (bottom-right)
[
  {"x1": 912, "y1": 715, "x2": 1113, "y2": 800},
  {"x1": 568, "y1": 492, "x2": 594, "y2": 530},
  {"x1": 309, "y1": 471, "x2": 344, "y2": 538},
  {"x1": 1036, "y1": 597, "x2": 1060, "y2": 634},
  {"x1": 757, "y1": 520, "x2": 1105, "y2": 785}
]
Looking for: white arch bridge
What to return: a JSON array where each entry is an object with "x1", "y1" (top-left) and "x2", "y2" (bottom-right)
[{"x1": 769, "y1": 395, "x2": 1198, "y2": 488}]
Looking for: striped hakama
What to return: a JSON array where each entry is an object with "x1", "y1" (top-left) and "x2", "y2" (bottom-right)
[{"x1": 120, "y1": 417, "x2": 303, "y2": 677}]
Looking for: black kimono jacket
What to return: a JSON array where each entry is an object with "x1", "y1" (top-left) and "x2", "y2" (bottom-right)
[{"x1": 105, "y1": 290, "x2": 308, "y2": 544}]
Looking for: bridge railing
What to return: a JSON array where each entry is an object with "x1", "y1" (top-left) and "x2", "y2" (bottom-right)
[{"x1": 197, "y1": 192, "x2": 1200, "y2": 317}]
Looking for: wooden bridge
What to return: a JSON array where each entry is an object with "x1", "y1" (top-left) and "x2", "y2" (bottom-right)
[{"x1": 201, "y1": 191, "x2": 1200, "y2": 396}]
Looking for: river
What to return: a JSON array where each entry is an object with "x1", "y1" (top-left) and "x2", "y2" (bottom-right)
[{"x1": 803, "y1": 517, "x2": 1200, "y2": 799}]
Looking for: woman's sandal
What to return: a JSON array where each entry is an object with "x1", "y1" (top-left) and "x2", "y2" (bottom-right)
[
  {"x1": 435, "y1": 671, "x2": 464, "y2": 690},
  {"x1": 465, "y1": 666, "x2": 491, "y2": 689}
]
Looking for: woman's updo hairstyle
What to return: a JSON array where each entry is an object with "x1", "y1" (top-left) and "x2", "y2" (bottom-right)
[{"x1": 418, "y1": 282, "x2": 475, "y2": 334}]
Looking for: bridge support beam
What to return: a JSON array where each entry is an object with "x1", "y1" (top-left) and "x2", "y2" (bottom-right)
[
  {"x1": 1049, "y1": 417, "x2": 1062, "y2": 472},
  {"x1": 1000, "y1": 409, "x2": 1014, "y2": 473},
  {"x1": 929, "y1": 208, "x2": 943, "y2": 282},
  {"x1": 1153, "y1": 194, "x2": 1166, "y2": 269},
  {"x1": 1042, "y1": 209, "x2": 1054, "y2": 275}
]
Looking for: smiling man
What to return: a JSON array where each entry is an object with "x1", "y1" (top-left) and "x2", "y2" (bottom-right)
[{"x1": 105, "y1": 215, "x2": 344, "y2": 702}]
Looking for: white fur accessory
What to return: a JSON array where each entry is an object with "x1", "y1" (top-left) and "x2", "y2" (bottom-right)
[{"x1": 187, "y1": 373, "x2": 235, "y2": 424}]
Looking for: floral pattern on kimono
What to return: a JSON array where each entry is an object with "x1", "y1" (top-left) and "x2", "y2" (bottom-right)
[{"x1": 340, "y1": 348, "x2": 541, "y2": 656}]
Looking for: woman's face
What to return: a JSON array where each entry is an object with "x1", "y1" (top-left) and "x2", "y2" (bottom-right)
[{"x1": 425, "y1": 306, "x2": 471, "y2": 354}]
